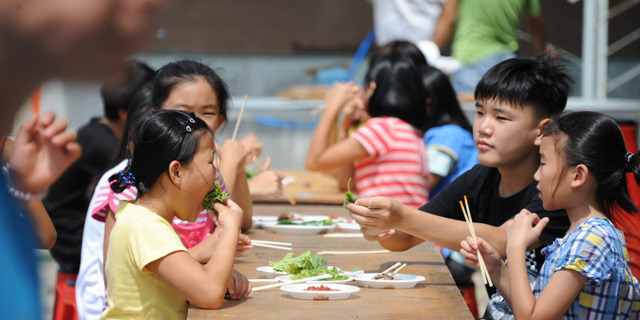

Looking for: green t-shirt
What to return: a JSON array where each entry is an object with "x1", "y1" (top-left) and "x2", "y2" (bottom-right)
[{"x1": 452, "y1": 0, "x2": 540, "y2": 65}]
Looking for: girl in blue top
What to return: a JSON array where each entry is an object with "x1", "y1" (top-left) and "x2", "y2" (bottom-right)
[
  {"x1": 420, "y1": 65, "x2": 477, "y2": 197},
  {"x1": 461, "y1": 111, "x2": 640, "y2": 319}
]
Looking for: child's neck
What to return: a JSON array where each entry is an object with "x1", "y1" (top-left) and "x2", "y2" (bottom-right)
[
  {"x1": 497, "y1": 153, "x2": 540, "y2": 197},
  {"x1": 565, "y1": 201, "x2": 608, "y2": 232},
  {"x1": 135, "y1": 190, "x2": 176, "y2": 224}
]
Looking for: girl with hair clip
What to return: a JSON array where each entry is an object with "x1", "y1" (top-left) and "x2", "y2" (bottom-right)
[
  {"x1": 421, "y1": 65, "x2": 477, "y2": 197},
  {"x1": 102, "y1": 110, "x2": 250, "y2": 319},
  {"x1": 306, "y1": 48, "x2": 430, "y2": 209},
  {"x1": 461, "y1": 111, "x2": 640, "y2": 319}
]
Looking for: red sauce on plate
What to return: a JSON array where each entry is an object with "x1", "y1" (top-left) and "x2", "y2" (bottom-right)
[{"x1": 304, "y1": 285, "x2": 339, "y2": 291}]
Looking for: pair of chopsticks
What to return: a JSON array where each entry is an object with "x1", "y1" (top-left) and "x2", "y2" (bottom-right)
[
  {"x1": 381, "y1": 262, "x2": 407, "y2": 274},
  {"x1": 459, "y1": 195, "x2": 493, "y2": 287},
  {"x1": 252, "y1": 156, "x2": 297, "y2": 206},
  {"x1": 316, "y1": 249, "x2": 390, "y2": 255},
  {"x1": 251, "y1": 240, "x2": 292, "y2": 251},
  {"x1": 252, "y1": 273, "x2": 333, "y2": 291}
]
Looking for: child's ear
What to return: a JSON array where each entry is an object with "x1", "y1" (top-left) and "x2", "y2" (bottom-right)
[
  {"x1": 534, "y1": 118, "x2": 551, "y2": 147},
  {"x1": 168, "y1": 160, "x2": 182, "y2": 187},
  {"x1": 570, "y1": 164, "x2": 589, "y2": 188}
]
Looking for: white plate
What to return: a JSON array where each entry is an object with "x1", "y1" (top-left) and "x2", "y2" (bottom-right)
[
  {"x1": 275, "y1": 274, "x2": 353, "y2": 284},
  {"x1": 262, "y1": 221, "x2": 335, "y2": 234},
  {"x1": 353, "y1": 273, "x2": 425, "y2": 289},
  {"x1": 255, "y1": 266, "x2": 287, "y2": 279},
  {"x1": 252, "y1": 216, "x2": 279, "y2": 228},
  {"x1": 336, "y1": 221, "x2": 361, "y2": 233},
  {"x1": 280, "y1": 284, "x2": 360, "y2": 300}
]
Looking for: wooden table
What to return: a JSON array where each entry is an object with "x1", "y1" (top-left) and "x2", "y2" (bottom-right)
[{"x1": 188, "y1": 204, "x2": 473, "y2": 319}]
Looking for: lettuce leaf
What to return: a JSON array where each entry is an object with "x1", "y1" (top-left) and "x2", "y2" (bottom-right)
[{"x1": 203, "y1": 184, "x2": 229, "y2": 212}]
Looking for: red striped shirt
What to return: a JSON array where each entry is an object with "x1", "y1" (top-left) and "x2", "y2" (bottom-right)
[{"x1": 351, "y1": 117, "x2": 429, "y2": 208}]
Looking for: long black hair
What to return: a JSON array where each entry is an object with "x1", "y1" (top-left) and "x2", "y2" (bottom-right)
[
  {"x1": 544, "y1": 111, "x2": 640, "y2": 226},
  {"x1": 152, "y1": 60, "x2": 230, "y2": 123},
  {"x1": 109, "y1": 110, "x2": 213, "y2": 197},
  {"x1": 421, "y1": 65, "x2": 472, "y2": 133},
  {"x1": 364, "y1": 48, "x2": 429, "y2": 132}
]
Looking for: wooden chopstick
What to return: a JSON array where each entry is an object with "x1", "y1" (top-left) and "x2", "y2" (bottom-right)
[
  {"x1": 248, "y1": 279, "x2": 279, "y2": 283},
  {"x1": 252, "y1": 273, "x2": 333, "y2": 291},
  {"x1": 316, "y1": 250, "x2": 390, "y2": 255},
  {"x1": 323, "y1": 233, "x2": 363, "y2": 238},
  {"x1": 392, "y1": 263, "x2": 407, "y2": 274},
  {"x1": 251, "y1": 240, "x2": 292, "y2": 246},
  {"x1": 381, "y1": 262, "x2": 402, "y2": 274},
  {"x1": 231, "y1": 94, "x2": 248, "y2": 141},
  {"x1": 251, "y1": 243, "x2": 292, "y2": 251},
  {"x1": 459, "y1": 196, "x2": 493, "y2": 287},
  {"x1": 310, "y1": 104, "x2": 325, "y2": 115}
]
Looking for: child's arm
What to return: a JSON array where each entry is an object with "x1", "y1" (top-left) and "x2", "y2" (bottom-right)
[
  {"x1": 348, "y1": 197, "x2": 509, "y2": 257},
  {"x1": 103, "y1": 208, "x2": 116, "y2": 283},
  {"x1": 188, "y1": 231, "x2": 253, "y2": 263},
  {"x1": 217, "y1": 140, "x2": 252, "y2": 231},
  {"x1": 305, "y1": 83, "x2": 368, "y2": 172},
  {"x1": 146, "y1": 200, "x2": 248, "y2": 309},
  {"x1": 505, "y1": 210, "x2": 585, "y2": 319}
]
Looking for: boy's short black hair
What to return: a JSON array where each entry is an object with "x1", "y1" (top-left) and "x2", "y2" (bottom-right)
[
  {"x1": 475, "y1": 53, "x2": 572, "y2": 119},
  {"x1": 100, "y1": 60, "x2": 155, "y2": 121}
]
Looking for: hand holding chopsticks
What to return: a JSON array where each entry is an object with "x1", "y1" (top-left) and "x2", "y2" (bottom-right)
[{"x1": 459, "y1": 195, "x2": 493, "y2": 287}]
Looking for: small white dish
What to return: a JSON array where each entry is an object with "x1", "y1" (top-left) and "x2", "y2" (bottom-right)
[
  {"x1": 353, "y1": 273, "x2": 425, "y2": 289},
  {"x1": 275, "y1": 274, "x2": 353, "y2": 284},
  {"x1": 336, "y1": 221, "x2": 361, "y2": 233},
  {"x1": 262, "y1": 221, "x2": 335, "y2": 235},
  {"x1": 280, "y1": 284, "x2": 360, "y2": 300},
  {"x1": 252, "y1": 216, "x2": 279, "y2": 228},
  {"x1": 255, "y1": 266, "x2": 287, "y2": 279}
]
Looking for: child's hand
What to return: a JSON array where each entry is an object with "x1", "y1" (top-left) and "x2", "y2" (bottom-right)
[
  {"x1": 340, "y1": 92, "x2": 368, "y2": 132},
  {"x1": 220, "y1": 139, "x2": 249, "y2": 171},
  {"x1": 212, "y1": 199, "x2": 243, "y2": 231},
  {"x1": 347, "y1": 196, "x2": 404, "y2": 231},
  {"x1": 248, "y1": 169, "x2": 283, "y2": 199},
  {"x1": 324, "y1": 82, "x2": 361, "y2": 113},
  {"x1": 239, "y1": 133, "x2": 262, "y2": 164},
  {"x1": 9, "y1": 111, "x2": 82, "y2": 193},
  {"x1": 236, "y1": 233, "x2": 253, "y2": 254},
  {"x1": 506, "y1": 209, "x2": 549, "y2": 252},
  {"x1": 227, "y1": 269, "x2": 251, "y2": 299},
  {"x1": 460, "y1": 236, "x2": 502, "y2": 276}
]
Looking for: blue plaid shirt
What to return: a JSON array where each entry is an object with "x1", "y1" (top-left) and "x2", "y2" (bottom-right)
[{"x1": 534, "y1": 218, "x2": 640, "y2": 319}]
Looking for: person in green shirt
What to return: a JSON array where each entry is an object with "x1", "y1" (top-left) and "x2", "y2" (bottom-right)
[{"x1": 434, "y1": 0, "x2": 553, "y2": 94}]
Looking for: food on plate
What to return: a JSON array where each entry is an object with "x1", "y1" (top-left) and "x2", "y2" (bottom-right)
[
  {"x1": 278, "y1": 212, "x2": 303, "y2": 222},
  {"x1": 276, "y1": 219, "x2": 334, "y2": 226},
  {"x1": 344, "y1": 178, "x2": 358, "y2": 209},
  {"x1": 203, "y1": 184, "x2": 229, "y2": 212},
  {"x1": 372, "y1": 273, "x2": 397, "y2": 280},
  {"x1": 305, "y1": 285, "x2": 339, "y2": 291},
  {"x1": 269, "y1": 251, "x2": 348, "y2": 281}
]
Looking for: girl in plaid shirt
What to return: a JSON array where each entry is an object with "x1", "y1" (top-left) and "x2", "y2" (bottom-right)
[{"x1": 461, "y1": 111, "x2": 640, "y2": 319}]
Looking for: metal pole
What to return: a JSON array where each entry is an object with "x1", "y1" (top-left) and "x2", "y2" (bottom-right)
[
  {"x1": 582, "y1": 0, "x2": 596, "y2": 100},
  {"x1": 596, "y1": 0, "x2": 609, "y2": 100}
]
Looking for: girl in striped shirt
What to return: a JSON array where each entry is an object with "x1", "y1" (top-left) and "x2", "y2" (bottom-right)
[{"x1": 306, "y1": 47, "x2": 430, "y2": 209}]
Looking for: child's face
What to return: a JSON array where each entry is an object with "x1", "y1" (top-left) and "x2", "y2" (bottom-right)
[
  {"x1": 473, "y1": 99, "x2": 542, "y2": 168},
  {"x1": 179, "y1": 132, "x2": 218, "y2": 221},
  {"x1": 162, "y1": 78, "x2": 224, "y2": 132},
  {"x1": 534, "y1": 135, "x2": 571, "y2": 211}
]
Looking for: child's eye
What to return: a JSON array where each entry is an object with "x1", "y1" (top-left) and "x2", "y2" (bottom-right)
[
  {"x1": 497, "y1": 116, "x2": 508, "y2": 121},
  {"x1": 476, "y1": 111, "x2": 484, "y2": 116}
]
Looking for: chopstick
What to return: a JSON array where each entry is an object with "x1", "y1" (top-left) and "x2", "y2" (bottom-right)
[
  {"x1": 381, "y1": 262, "x2": 402, "y2": 274},
  {"x1": 252, "y1": 156, "x2": 296, "y2": 206},
  {"x1": 316, "y1": 250, "x2": 390, "y2": 255},
  {"x1": 393, "y1": 263, "x2": 407, "y2": 274},
  {"x1": 252, "y1": 273, "x2": 333, "y2": 291},
  {"x1": 252, "y1": 240, "x2": 292, "y2": 246},
  {"x1": 310, "y1": 104, "x2": 325, "y2": 115},
  {"x1": 459, "y1": 195, "x2": 493, "y2": 287},
  {"x1": 231, "y1": 94, "x2": 248, "y2": 141},
  {"x1": 248, "y1": 279, "x2": 279, "y2": 283},
  {"x1": 251, "y1": 243, "x2": 292, "y2": 251},
  {"x1": 323, "y1": 233, "x2": 363, "y2": 238}
]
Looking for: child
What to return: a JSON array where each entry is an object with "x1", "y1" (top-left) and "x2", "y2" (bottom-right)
[
  {"x1": 420, "y1": 65, "x2": 477, "y2": 197},
  {"x1": 461, "y1": 111, "x2": 640, "y2": 319},
  {"x1": 306, "y1": 47, "x2": 430, "y2": 208},
  {"x1": 102, "y1": 110, "x2": 250, "y2": 319},
  {"x1": 347, "y1": 54, "x2": 572, "y2": 318}
]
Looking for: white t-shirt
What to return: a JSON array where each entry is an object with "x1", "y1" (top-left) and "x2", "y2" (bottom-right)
[
  {"x1": 76, "y1": 160, "x2": 129, "y2": 320},
  {"x1": 372, "y1": 0, "x2": 446, "y2": 46}
]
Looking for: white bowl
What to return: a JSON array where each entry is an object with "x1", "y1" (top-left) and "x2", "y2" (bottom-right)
[
  {"x1": 280, "y1": 284, "x2": 360, "y2": 300},
  {"x1": 353, "y1": 273, "x2": 425, "y2": 289}
]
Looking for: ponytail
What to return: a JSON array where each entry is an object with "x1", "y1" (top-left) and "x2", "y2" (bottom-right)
[{"x1": 108, "y1": 168, "x2": 137, "y2": 194}]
